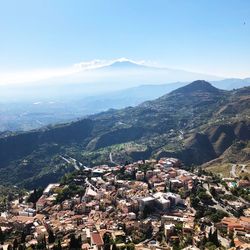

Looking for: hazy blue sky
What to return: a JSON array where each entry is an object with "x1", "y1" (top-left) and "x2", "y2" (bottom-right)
[{"x1": 0, "y1": 0, "x2": 250, "y2": 82}]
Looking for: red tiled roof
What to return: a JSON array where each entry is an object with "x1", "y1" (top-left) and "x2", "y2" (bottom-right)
[{"x1": 91, "y1": 232, "x2": 104, "y2": 246}]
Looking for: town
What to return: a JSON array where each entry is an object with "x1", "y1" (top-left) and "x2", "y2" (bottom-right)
[{"x1": 0, "y1": 157, "x2": 250, "y2": 250}]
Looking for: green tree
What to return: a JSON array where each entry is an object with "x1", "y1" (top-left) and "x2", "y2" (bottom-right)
[
  {"x1": 230, "y1": 234, "x2": 235, "y2": 247},
  {"x1": 48, "y1": 230, "x2": 55, "y2": 244},
  {"x1": 13, "y1": 239, "x2": 18, "y2": 249},
  {"x1": 103, "y1": 233, "x2": 111, "y2": 250},
  {"x1": 126, "y1": 243, "x2": 135, "y2": 250},
  {"x1": 198, "y1": 235, "x2": 207, "y2": 250},
  {"x1": 208, "y1": 228, "x2": 213, "y2": 242},
  {"x1": 7, "y1": 244, "x2": 13, "y2": 250},
  {"x1": 21, "y1": 231, "x2": 26, "y2": 243},
  {"x1": 212, "y1": 229, "x2": 220, "y2": 247},
  {"x1": 112, "y1": 244, "x2": 117, "y2": 250},
  {"x1": 209, "y1": 187, "x2": 217, "y2": 198},
  {"x1": 69, "y1": 234, "x2": 81, "y2": 250},
  {"x1": 37, "y1": 235, "x2": 46, "y2": 249},
  {"x1": 53, "y1": 239, "x2": 62, "y2": 250},
  {"x1": 27, "y1": 187, "x2": 44, "y2": 209},
  {"x1": 0, "y1": 227, "x2": 5, "y2": 243},
  {"x1": 17, "y1": 244, "x2": 25, "y2": 250}
]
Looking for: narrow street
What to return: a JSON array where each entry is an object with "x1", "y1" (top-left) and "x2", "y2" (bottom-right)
[{"x1": 202, "y1": 183, "x2": 234, "y2": 216}]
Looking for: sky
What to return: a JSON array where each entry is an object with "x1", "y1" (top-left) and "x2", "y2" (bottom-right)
[{"x1": 0, "y1": 0, "x2": 250, "y2": 84}]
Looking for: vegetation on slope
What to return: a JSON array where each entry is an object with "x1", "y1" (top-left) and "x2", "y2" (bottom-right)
[{"x1": 0, "y1": 81, "x2": 249, "y2": 188}]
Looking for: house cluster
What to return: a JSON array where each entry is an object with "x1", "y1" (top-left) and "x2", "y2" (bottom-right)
[
  {"x1": 218, "y1": 217, "x2": 250, "y2": 248},
  {"x1": 222, "y1": 177, "x2": 250, "y2": 189},
  {"x1": 0, "y1": 157, "x2": 250, "y2": 249}
]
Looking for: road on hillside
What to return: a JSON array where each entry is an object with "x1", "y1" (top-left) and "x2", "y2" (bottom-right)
[
  {"x1": 109, "y1": 152, "x2": 120, "y2": 165},
  {"x1": 60, "y1": 155, "x2": 79, "y2": 170},
  {"x1": 85, "y1": 177, "x2": 98, "y2": 191},
  {"x1": 230, "y1": 164, "x2": 237, "y2": 178},
  {"x1": 203, "y1": 183, "x2": 234, "y2": 216}
]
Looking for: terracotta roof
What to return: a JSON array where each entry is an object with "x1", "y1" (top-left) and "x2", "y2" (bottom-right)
[{"x1": 91, "y1": 232, "x2": 104, "y2": 246}]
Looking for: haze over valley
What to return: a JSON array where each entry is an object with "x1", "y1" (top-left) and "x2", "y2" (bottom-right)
[
  {"x1": 0, "y1": 1, "x2": 250, "y2": 249},
  {"x1": 1, "y1": 59, "x2": 250, "y2": 132}
]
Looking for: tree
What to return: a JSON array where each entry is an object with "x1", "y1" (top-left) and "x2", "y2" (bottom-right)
[
  {"x1": 37, "y1": 235, "x2": 46, "y2": 250},
  {"x1": 58, "y1": 240, "x2": 62, "y2": 250},
  {"x1": 17, "y1": 245, "x2": 25, "y2": 250},
  {"x1": 185, "y1": 234, "x2": 193, "y2": 246},
  {"x1": 190, "y1": 195, "x2": 199, "y2": 208},
  {"x1": 0, "y1": 227, "x2": 5, "y2": 243},
  {"x1": 145, "y1": 223, "x2": 153, "y2": 238},
  {"x1": 230, "y1": 234, "x2": 235, "y2": 247},
  {"x1": 208, "y1": 228, "x2": 213, "y2": 242},
  {"x1": 209, "y1": 187, "x2": 217, "y2": 198},
  {"x1": 77, "y1": 235, "x2": 82, "y2": 248},
  {"x1": 48, "y1": 230, "x2": 55, "y2": 244},
  {"x1": 13, "y1": 239, "x2": 18, "y2": 250},
  {"x1": 172, "y1": 242, "x2": 181, "y2": 250},
  {"x1": 198, "y1": 192, "x2": 211, "y2": 202},
  {"x1": 7, "y1": 244, "x2": 13, "y2": 250},
  {"x1": 112, "y1": 244, "x2": 117, "y2": 250},
  {"x1": 205, "y1": 241, "x2": 217, "y2": 250},
  {"x1": 103, "y1": 233, "x2": 111, "y2": 250},
  {"x1": 21, "y1": 232, "x2": 26, "y2": 243},
  {"x1": 126, "y1": 243, "x2": 135, "y2": 250},
  {"x1": 208, "y1": 228, "x2": 219, "y2": 247},
  {"x1": 211, "y1": 229, "x2": 220, "y2": 247},
  {"x1": 198, "y1": 235, "x2": 207, "y2": 250},
  {"x1": 210, "y1": 210, "x2": 228, "y2": 223},
  {"x1": 53, "y1": 240, "x2": 62, "y2": 250},
  {"x1": 69, "y1": 234, "x2": 81, "y2": 250}
]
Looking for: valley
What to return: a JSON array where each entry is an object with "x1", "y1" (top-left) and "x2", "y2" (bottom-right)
[{"x1": 0, "y1": 80, "x2": 249, "y2": 189}]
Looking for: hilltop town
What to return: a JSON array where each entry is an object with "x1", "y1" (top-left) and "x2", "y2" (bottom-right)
[
  {"x1": 1, "y1": 1, "x2": 250, "y2": 250},
  {"x1": 0, "y1": 158, "x2": 250, "y2": 250}
]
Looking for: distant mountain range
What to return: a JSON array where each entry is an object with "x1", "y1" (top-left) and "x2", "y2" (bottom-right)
[
  {"x1": 1, "y1": 74, "x2": 250, "y2": 132},
  {"x1": 54, "y1": 59, "x2": 223, "y2": 91},
  {"x1": 0, "y1": 59, "x2": 222, "y2": 101},
  {"x1": 1, "y1": 59, "x2": 250, "y2": 132},
  {"x1": 0, "y1": 80, "x2": 249, "y2": 188}
]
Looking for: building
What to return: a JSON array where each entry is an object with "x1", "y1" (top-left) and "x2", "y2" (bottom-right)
[
  {"x1": 36, "y1": 196, "x2": 47, "y2": 211},
  {"x1": 91, "y1": 232, "x2": 104, "y2": 250},
  {"x1": 164, "y1": 223, "x2": 175, "y2": 241},
  {"x1": 43, "y1": 183, "x2": 60, "y2": 196},
  {"x1": 219, "y1": 217, "x2": 250, "y2": 235},
  {"x1": 139, "y1": 197, "x2": 155, "y2": 209},
  {"x1": 136, "y1": 171, "x2": 145, "y2": 181},
  {"x1": 19, "y1": 208, "x2": 36, "y2": 217},
  {"x1": 238, "y1": 180, "x2": 250, "y2": 188}
]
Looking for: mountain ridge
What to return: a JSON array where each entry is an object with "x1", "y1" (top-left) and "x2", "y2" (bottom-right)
[
  {"x1": 171, "y1": 80, "x2": 221, "y2": 94},
  {"x1": 104, "y1": 60, "x2": 149, "y2": 69},
  {"x1": 0, "y1": 80, "x2": 249, "y2": 188},
  {"x1": 1, "y1": 78, "x2": 250, "y2": 132}
]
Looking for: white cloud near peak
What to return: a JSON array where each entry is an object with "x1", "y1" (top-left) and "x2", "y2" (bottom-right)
[{"x1": 0, "y1": 58, "x2": 147, "y2": 86}]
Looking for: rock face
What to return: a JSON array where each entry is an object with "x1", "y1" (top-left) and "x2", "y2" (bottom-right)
[{"x1": 0, "y1": 81, "x2": 249, "y2": 188}]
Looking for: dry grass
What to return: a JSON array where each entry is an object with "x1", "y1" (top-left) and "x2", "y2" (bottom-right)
[
  {"x1": 205, "y1": 163, "x2": 232, "y2": 178},
  {"x1": 205, "y1": 162, "x2": 250, "y2": 178}
]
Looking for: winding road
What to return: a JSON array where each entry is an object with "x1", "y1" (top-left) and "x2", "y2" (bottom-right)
[
  {"x1": 109, "y1": 152, "x2": 120, "y2": 166},
  {"x1": 230, "y1": 164, "x2": 237, "y2": 178}
]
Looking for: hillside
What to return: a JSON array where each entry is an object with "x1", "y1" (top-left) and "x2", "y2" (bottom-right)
[
  {"x1": 0, "y1": 80, "x2": 249, "y2": 188},
  {"x1": 1, "y1": 78, "x2": 250, "y2": 132},
  {"x1": 203, "y1": 141, "x2": 250, "y2": 178}
]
